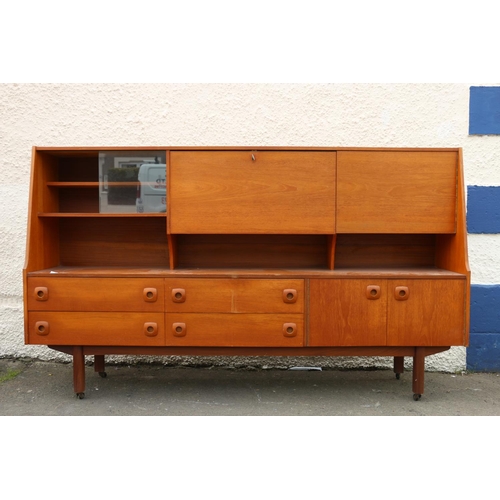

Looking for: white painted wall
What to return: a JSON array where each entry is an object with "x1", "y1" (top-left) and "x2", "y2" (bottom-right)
[{"x1": 0, "y1": 83, "x2": 496, "y2": 371}]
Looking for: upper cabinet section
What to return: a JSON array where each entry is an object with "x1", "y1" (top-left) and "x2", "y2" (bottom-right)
[
  {"x1": 336, "y1": 151, "x2": 458, "y2": 233},
  {"x1": 169, "y1": 151, "x2": 336, "y2": 234},
  {"x1": 32, "y1": 149, "x2": 166, "y2": 216}
]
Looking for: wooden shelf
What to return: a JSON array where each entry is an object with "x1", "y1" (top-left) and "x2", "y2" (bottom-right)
[
  {"x1": 47, "y1": 182, "x2": 162, "y2": 188},
  {"x1": 38, "y1": 212, "x2": 166, "y2": 218},
  {"x1": 27, "y1": 266, "x2": 465, "y2": 279}
]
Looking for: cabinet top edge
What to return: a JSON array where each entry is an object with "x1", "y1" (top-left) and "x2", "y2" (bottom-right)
[{"x1": 32, "y1": 146, "x2": 462, "y2": 152}]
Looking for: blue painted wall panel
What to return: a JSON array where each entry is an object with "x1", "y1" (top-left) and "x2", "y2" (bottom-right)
[
  {"x1": 469, "y1": 86, "x2": 500, "y2": 135},
  {"x1": 467, "y1": 333, "x2": 500, "y2": 371},
  {"x1": 470, "y1": 285, "x2": 500, "y2": 333},
  {"x1": 467, "y1": 186, "x2": 500, "y2": 234},
  {"x1": 468, "y1": 286, "x2": 500, "y2": 369}
]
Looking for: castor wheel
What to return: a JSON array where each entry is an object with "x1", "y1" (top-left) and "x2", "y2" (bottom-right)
[
  {"x1": 395, "y1": 373, "x2": 400, "y2": 380},
  {"x1": 413, "y1": 393, "x2": 422, "y2": 401},
  {"x1": 76, "y1": 392, "x2": 85, "y2": 399},
  {"x1": 98, "y1": 371, "x2": 107, "y2": 378}
]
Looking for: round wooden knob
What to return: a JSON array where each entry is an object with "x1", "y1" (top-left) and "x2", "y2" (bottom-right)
[
  {"x1": 394, "y1": 286, "x2": 409, "y2": 301},
  {"x1": 144, "y1": 322, "x2": 158, "y2": 337},
  {"x1": 35, "y1": 321, "x2": 49, "y2": 336},
  {"x1": 283, "y1": 289, "x2": 298, "y2": 304},
  {"x1": 283, "y1": 323, "x2": 297, "y2": 337},
  {"x1": 173, "y1": 322, "x2": 187, "y2": 337},
  {"x1": 143, "y1": 288, "x2": 158, "y2": 302},
  {"x1": 35, "y1": 287, "x2": 49, "y2": 301},
  {"x1": 172, "y1": 288, "x2": 186, "y2": 303},
  {"x1": 366, "y1": 285, "x2": 381, "y2": 300}
]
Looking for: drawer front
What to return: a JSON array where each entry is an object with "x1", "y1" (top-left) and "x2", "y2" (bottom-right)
[
  {"x1": 165, "y1": 278, "x2": 304, "y2": 313},
  {"x1": 28, "y1": 312, "x2": 165, "y2": 346},
  {"x1": 169, "y1": 151, "x2": 336, "y2": 234},
  {"x1": 166, "y1": 313, "x2": 304, "y2": 347},
  {"x1": 27, "y1": 277, "x2": 164, "y2": 312}
]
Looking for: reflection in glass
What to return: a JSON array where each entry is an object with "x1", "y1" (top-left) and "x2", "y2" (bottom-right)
[{"x1": 98, "y1": 151, "x2": 166, "y2": 213}]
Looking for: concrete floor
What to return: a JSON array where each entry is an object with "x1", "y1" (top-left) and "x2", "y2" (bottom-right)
[{"x1": 1, "y1": 357, "x2": 500, "y2": 416}]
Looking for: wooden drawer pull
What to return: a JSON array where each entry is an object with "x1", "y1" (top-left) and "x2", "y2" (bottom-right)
[
  {"x1": 144, "y1": 322, "x2": 158, "y2": 337},
  {"x1": 35, "y1": 321, "x2": 49, "y2": 336},
  {"x1": 172, "y1": 288, "x2": 186, "y2": 303},
  {"x1": 283, "y1": 323, "x2": 297, "y2": 337},
  {"x1": 395, "y1": 286, "x2": 409, "y2": 301},
  {"x1": 366, "y1": 285, "x2": 381, "y2": 300},
  {"x1": 143, "y1": 288, "x2": 158, "y2": 302},
  {"x1": 283, "y1": 289, "x2": 298, "y2": 304},
  {"x1": 173, "y1": 322, "x2": 187, "y2": 337},
  {"x1": 35, "y1": 287, "x2": 49, "y2": 301}
]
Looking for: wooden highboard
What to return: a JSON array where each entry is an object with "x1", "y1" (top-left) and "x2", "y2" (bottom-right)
[{"x1": 24, "y1": 147, "x2": 470, "y2": 400}]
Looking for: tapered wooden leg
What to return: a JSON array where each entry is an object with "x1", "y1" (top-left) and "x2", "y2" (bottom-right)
[
  {"x1": 412, "y1": 347, "x2": 425, "y2": 401},
  {"x1": 73, "y1": 346, "x2": 85, "y2": 399},
  {"x1": 94, "y1": 355, "x2": 107, "y2": 377},
  {"x1": 394, "y1": 356, "x2": 404, "y2": 379}
]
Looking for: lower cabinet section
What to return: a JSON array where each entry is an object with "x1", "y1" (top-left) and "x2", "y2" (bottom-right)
[
  {"x1": 309, "y1": 278, "x2": 466, "y2": 346},
  {"x1": 165, "y1": 313, "x2": 303, "y2": 347},
  {"x1": 26, "y1": 276, "x2": 466, "y2": 348},
  {"x1": 28, "y1": 312, "x2": 165, "y2": 346}
]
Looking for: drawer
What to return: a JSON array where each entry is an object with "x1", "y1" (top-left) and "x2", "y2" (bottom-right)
[
  {"x1": 28, "y1": 312, "x2": 165, "y2": 346},
  {"x1": 166, "y1": 313, "x2": 304, "y2": 347},
  {"x1": 169, "y1": 151, "x2": 336, "y2": 234},
  {"x1": 27, "y1": 277, "x2": 164, "y2": 312},
  {"x1": 165, "y1": 278, "x2": 304, "y2": 313}
]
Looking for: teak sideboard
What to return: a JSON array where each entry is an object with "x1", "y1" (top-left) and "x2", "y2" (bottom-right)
[{"x1": 23, "y1": 147, "x2": 470, "y2": 400}]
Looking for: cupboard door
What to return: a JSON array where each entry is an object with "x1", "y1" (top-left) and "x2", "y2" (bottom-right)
[
  {"x1": 309, "y1": 279, "x2": 387, "y2": 346},
  {"x1": 387, "y1": 279, "x2": 466, "y2": 346},
  {"x1": 336, "y1": 151, "x2": 457, "y2": 233},
  {"x1": 169, "y1": 151, "x2": 336, "y2": 234}
]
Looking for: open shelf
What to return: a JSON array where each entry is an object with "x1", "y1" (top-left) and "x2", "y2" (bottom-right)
[
  {"x1": 38, "y1": 213, "x2": 166, "y2": 217},
  {"x1": 172, "y1": 234, "x2": 331, "y2": 270},
  {"x1": 334, "y1": 234, "x2": 437, "y2": 269}
]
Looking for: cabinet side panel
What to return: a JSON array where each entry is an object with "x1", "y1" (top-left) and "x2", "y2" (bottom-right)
[
  {"x1": 436, "y1": 149, "x2": 470, "y2": 343},
  {"x1": 25, "y1": 150, "x2": 60, "y2": 272}
]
